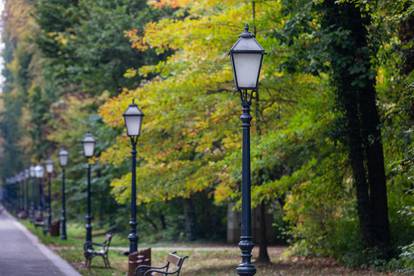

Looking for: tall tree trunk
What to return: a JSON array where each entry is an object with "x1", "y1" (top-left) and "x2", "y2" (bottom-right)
[
  {"x1": 257, "y1": 201, "x2": 271, "y2": 263},
  {"x1": 183, "y1": 198, "x2": 197, "y2": 241},
  {"x1": 320, "y1": 1, "x2": 390, "y2": 253},
  {"x1": 359, "y1": 84, "x2": 390, "y2": 251},
  {"x1": 160, "y1": 214, "x2": 167, "y2": 230},
  {"x1": 342, "y1": 90, "x2": 373, "y2": 246},
  {"x1": 255, "y1": 81, "x2": 271, "y2": 263}
]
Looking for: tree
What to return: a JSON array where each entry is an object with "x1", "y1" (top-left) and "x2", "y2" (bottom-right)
[{"x1": 318, "y1": 0, "x2": 390, "y2": 254}]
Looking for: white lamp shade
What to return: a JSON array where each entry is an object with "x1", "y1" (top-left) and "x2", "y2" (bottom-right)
[
  {"x1": 82, "y1": 133, "x2": 96, "y2": 157},
  {"x1": 35, "y1": 165, "x2": 44, "y2": 178},
  {"x1": 123, "y1": 103, "x2": 144, "y2": 137},
  {"x1": 45, "y1": 159, "x2": 54, "y2": 174},
  {"x1": 25, "y1": 169, "x2": 30, "y2": 178},
  {"x1": 231, "y1": 53, "x2": 263, "y2": 89},
  {"x1": 30, "y1": 166, "x2": 36, "y2": 177},
  {"x1": 59, "y1": 148, "x2": 69, "y2": 167},
  {"x1": 230, "y1": 25, "x2": 264, "y2": 90}
]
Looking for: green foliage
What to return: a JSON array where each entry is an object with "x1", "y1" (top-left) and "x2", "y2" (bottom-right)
[{"x1": 1, "y1": 0, "x2": 414, "y2": 269}]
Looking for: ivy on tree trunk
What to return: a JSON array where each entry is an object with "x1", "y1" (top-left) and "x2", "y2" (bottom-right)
[{"x1": 319, "y1": 0, "x2": 391, "y2": 255}]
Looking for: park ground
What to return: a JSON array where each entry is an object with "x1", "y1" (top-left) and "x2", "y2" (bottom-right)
[{"x1": 22, "y1": 222, "x2": 394, "y2": 276}]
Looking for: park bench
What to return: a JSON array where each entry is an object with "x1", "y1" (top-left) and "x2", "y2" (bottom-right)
[
  {"x1": 135, "y1": 252, "x2": 188, "y2": 276},
  {"x1": 84, "y1": 232, "x2": 113, "y2": 268},
  {"x1": 33, "y1": 215, "x2": 45, "y2": 228},
  {"x1": 128, "y1": 248, "x2": 151, "y2": 276},
  {"x1": 49, "y1": 220, "x2": 60, "y2": 236}
]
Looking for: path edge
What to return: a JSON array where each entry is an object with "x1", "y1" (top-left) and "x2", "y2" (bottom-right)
[{"x1": 3, "y1": 209, "x2": 81, "y2": 276}]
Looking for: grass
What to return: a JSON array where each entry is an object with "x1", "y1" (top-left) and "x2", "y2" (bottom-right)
[{"x1": 21, "y1": 220, "x2": 389, "y2": 276}]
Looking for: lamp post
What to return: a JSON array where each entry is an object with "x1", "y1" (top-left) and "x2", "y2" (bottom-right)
[
  {"x1": 20, "y1": 172, "x2": 25, "y2": 213},
  {"x1": 58, "y1": 148, "x2": 69, "y2": 240},
  {"x1": 18, "y1": 173, "x2": 24, "y2": 212},
  {"x1": 82, "y1": 133, "x2": 96, "y2": 251},
  {"x1": 123, "y1": 100, "x2": 144, "y2": 255},
  {"x1": 229, "y1": 24, "x2": 264, "y2": 276},
  {"x1": 29, "y1": 166, "x2": 36, "y2": 220},
  {"x1": 35, "y1": 164, "x2": 45, "y2": 228},
  {"x1": 25, "y1": 169, "x2": 30, "y2": 215},
  {"x1": 45, "y1": 159, "x2": 54, "y2": 233}
]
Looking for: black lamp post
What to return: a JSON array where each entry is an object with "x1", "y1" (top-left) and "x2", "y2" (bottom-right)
[
  {"x1": 58, "y1": 148, "x2": 69, "y2": 240},
  {"x1": 123, "y1": 100, "x2": 144, "y2": 255},
  {"x1": 45, "y1": 159, "x2": 54, "y2": 233},
  {"x1": 29, "y1": 166, "x2": 36, "y2": 220},
  {"x1": 229, "y1": 24, "x2": 264, "y2": 276},
  {"x1": 35, "y1": 164, "x2": 45, "y2": 223},
  {"x1": 18, "y1": 173, "x2": 24, "y2": 212},
  {"x1": 25, "y1": 169, "x2": 30, "y2": 214},
  {"x1": 82, "y1": 133, "x2": 96, "y2": 251}
]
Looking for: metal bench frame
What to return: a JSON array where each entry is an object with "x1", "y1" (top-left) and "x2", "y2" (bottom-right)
[
  {"x1": 84, "y1": 232, "x2": 113, "y2": 268},
  {"x1": 136, "y1": 252, "x2": 188, "y2": 276}
]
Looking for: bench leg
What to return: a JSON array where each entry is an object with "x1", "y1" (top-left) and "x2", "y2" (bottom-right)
[
  {"x1": 85, "y1": 257, "x2": 92, "y2": 269},
  {"x1": 103, "y1": 255, "x2": 111, "y2": 268}
]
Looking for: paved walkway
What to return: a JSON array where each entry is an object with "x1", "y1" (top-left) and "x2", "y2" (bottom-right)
[{"x1": 0, "y1": 207, "x2": 80, "y2": 276}]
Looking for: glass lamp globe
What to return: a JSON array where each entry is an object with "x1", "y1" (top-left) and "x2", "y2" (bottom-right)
[
  {"x1": 35, "y1": 165, "x2": 45, "y2": 178},
  {"x1": 30, "y1": 166, "x2": 36, "y2": 178},
  {"x1": 58, "y1": 148, "x2": 69, "y2": 167},
  {"x1": 45, "y1": 159, "x2": 54, "y2": 174},
  {"x1": 82, "y1": 133, "x2": 96, "y2": 158},
  {"x1": 230, "y1": 24, "x2": 265, "y2": 91},
  {"x1": 123, "y1": 101, "x2": 144, "y2": 137}
]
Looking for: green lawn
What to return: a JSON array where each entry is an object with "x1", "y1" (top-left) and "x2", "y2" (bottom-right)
[{"x1": 21, "y1": 220, "x2": 388, "y2": 276}]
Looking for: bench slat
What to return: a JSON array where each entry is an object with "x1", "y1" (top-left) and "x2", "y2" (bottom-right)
[{"x1": 167, "y1": 253, "x2": 182, "y2": 267}]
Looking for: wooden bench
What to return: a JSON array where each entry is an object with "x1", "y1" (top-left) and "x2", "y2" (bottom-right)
[
  {"x1": 136, "y1": 252, "x2": 188, "y2": 276},
  {"x1": 84, "y1": 233, "x2": 113, "y2": 268},
  {"x1": 33, "y1": 216, "x2": 45, "y2": 228},
  {"x1": 49, "y1": 220, "x2": 60, "y2": 236},
  {"x1": 129, "y1": 248, "x2": 151, "y2": 276}
]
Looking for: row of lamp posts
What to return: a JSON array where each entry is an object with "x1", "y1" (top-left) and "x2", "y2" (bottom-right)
[
  {"x1": 3, "y1": 25, "x2": 262, "y2": 276},
  {"x1": 4, "y1": 148, "x2": 69, "y2": 240}
]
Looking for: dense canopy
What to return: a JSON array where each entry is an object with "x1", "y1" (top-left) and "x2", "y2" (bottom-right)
[{"x1": 1, "y1": 0, "x2": 414, "y2": 270}]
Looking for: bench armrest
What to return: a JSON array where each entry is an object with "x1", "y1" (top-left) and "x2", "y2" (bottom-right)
[
  {"x1": 143, "y1": 269, "x2": 176, "y2": 276},
  {"x1": 136, "y1": 264, "x2": 167, "y2": 270},
  {"x1": 136, "y1": 264, "x2": 168, "y2": 275}
]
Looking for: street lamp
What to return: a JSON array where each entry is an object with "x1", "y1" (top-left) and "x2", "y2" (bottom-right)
[
  {"x1": 29, "y1": 165, "x2": 36, "y2": 220},
  {"x1": 58, "y1": 148, "x2": 69, "y2": 240},
  {"x1": 19, "y1": 172, "x2": 25, "y2": 214},
  {"x1": 35, "y1": 164, "x2": 45, "y2": 227},
  {"x1": 123, "y1": 100, "x2": 144, "y2": 256},
  {"x1": 25, "y1": 169, "x2": 30, "y2": 215},
  {"x1": 17, "y1": 173, "x2": 24, "y2": 212},
  {"x1": 82, "y1": 133, "x2": 96, "y2": 251},
  {"x1": 45, "y1": 159, "x2": 54, "y2": 234},
  {"x1": 229, "y1": 24, "x2": 264, "y2": 276}
]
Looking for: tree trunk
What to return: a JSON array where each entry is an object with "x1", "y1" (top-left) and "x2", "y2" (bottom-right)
[
  {"x1": 320, "y1": 1, "x2": 390, "y2": 254},
  {"x1": 342, "y1": 88, "x2": 373, "y2": 246},
  {"x1": 255, "y1": 80, "x2": 271, "y2": 263},
  {"x1": 183, "y1": 198, "x2": 197, "y2": 241},
  {"x1": 257, "y1": 201, "x2": 271, "y2": 263},
  {"x1": 160, "y1": 214, "x2": 167, "y2": 230},
  {"x1": 359, "y1": 84, "x2": 391, "y2": 251}
]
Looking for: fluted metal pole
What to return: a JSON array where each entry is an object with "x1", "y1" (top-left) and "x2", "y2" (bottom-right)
[
  {"x1": 128, "y1": 142, "x2": 138, "y2": 254},
  {"x1": 236, "y1": 99, "x2": 256, "y2": 276},
  {"x1": 85, "y1": 164, "x2": 92, "y2": 250},
  {"x1": 60, "y1": 168, "x2": 67, "y2": 240},
  {"x1": 47, "y1": 173, "x2": 52, "y2": 233}
]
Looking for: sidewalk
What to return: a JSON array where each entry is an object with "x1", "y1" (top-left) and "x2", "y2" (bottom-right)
[{"x1": 0, "y1": 207, "x2": 80, "y2": 276}]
